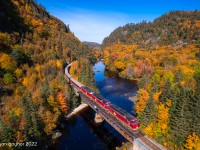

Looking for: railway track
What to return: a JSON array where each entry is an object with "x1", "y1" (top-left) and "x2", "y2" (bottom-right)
[
  {"x1": 79, "y1": 93, "x2": 166, "y2": 150},
  {"x1": 133, "y1": 131, "x2": 162, "y2": 150},
  {"x1": 66, "y1": 63, "x2": 167, "y2": 150}
]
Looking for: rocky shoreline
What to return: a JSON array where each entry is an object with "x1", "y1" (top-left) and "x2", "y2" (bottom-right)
[{"x1": 128, "y1": 96, "x2": 137, "y2": 103}]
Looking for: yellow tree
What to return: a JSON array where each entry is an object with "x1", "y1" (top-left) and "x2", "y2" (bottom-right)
[
  {"x1": 156, "y1": 100, "x2": 171, "y2": 144},
  {"x1": 69, "y1": 61, "x2": 79, "y2": 80},
  {"x1": 157, "y1": 103, "x2": 169, "y2": 132},
  {"x1": 56, "y1": 60, "x2": 62, "y2": 69},
  {"x1": 56, "y1": 92, "x2": 68, "y2": 112},
  {"x1": 42, "y1": 110, "x2": 59, "y2": 135},
  {"x1": 135, "y1": 89, "x2": 149, "y2": 114},
  {"x1": 0, "y1": 54, "x2": 16, "y2": 71},
  {"x1": 47, "y1": 95, "x2": 59, "y2": 111},
  {"x1": 35, "y1": 64, "x2": 41, "y2": 79},
  {"x1": 114, "y1": 60, "x2": 125, "y2": 71},
  {"x1": 144, "y1": 123, "x2": 154, "y2": 137},
  {"x1": 15, "y1": 68, "x2": 23, "y2": 79},
  {"x1": 153, "y1": 91, "x2": 162, "y2": 103},
  {"x1": 185, "y1": 133, "x2": 200, "y2": 150}
]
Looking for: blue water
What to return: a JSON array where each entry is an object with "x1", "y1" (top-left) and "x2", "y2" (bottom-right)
[
  {"x1": 50, "y1": 61, "x2": 138, "y2": 150},
  {"x1": 94, "y1": 61, "x2": 138, "y2": 115}
]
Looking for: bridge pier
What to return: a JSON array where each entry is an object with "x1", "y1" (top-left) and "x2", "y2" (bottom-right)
[
  {"x1": 94, "y1": 113, "x2": 104, "y2": 123},
  {"x1": 66, "y1": 63, "x2": 167, "y2": 150}
]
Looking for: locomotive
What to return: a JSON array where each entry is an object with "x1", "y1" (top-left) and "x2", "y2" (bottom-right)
[{"x1": 65, "y1": 63, "x2": 140, "y2": 130}]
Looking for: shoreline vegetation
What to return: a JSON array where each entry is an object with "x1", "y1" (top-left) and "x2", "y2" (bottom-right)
[
  {"x1": 102, "y1": 11, "x2": 200, "y2": 149},
  {"x1": 0, "y1": 1, "x2": 200, "y2": 150}
]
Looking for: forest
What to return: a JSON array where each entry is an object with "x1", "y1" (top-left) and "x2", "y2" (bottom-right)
[
  {"x1": 0, "y1": 0, "x2": 96, "y2": 146},
  {"x1": 1, "y1": 0, "x2": 200, "y2": 149},
  {"x1": 103, "y1": 11, "x2": 200, "y2": 149},
  {"x1": 102, "y1": 11, "x2": 200, "y2": 49}
]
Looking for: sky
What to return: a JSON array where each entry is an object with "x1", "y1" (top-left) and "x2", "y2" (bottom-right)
[{"x1": 37, "y1": 0, "x2": 200, "y2": 44}]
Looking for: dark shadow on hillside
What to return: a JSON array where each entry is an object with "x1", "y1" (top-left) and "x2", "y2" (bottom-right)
[{"x1": 0, "y1": 0, "x2": 30, "y2": 33}]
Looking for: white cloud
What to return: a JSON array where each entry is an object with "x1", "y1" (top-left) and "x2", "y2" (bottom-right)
[
  {"x1": 51, "y1": 9, "x2": 157, "y2": 43},
  {"x1": 52, "y1": 9, "x2": 131, "y2": 43}
]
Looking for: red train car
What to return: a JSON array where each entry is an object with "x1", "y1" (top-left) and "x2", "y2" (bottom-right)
[
  {"x1": 81, "y1": 87, "x2": 95, "y2": 99},
  {"x1": 80, "y1": 86, "x2": 140, "y2": 130},
  {"x1": 92, "y1": 93, "x2": 110, "y2": 108},
  {"x1": 130, "y1": 120, "x2": 140, "y2": 129},
  {"x1": 65, "y1": 63, "x2": 140, "y2": 130},
  {"x1": 108, "y1": 104, "x2": 140, "y2": 130}
]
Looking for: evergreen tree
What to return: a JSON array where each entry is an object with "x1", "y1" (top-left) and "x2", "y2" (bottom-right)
[
  {"x1": 160, "y1": 78, "x2": 172, "y2": 103},
  {"x1": 0, "y1": 118, "x2": 13, "y2": 142},
  {"x1": 139, "y1": 93, "x2": 157, "y2": 126},
  {"x1": 72, "y1": 96, "x2": 81, "y2": 108},
  {"x1": 170, "y1": 85, "x2": 191, "y2": 147},
  {"x1": 138, "y1": 75, "x2": 150, "y2": 89},
  {"x1": 192, "y1": 73, "x2": 200, "y2": 136},
  {"x1": 21, "y1": 93, "x2": 41, "y2": 141},
  {"x1": 184, "y1": 90, "x2": 193, "y2": 136},
  {"x1": 174, "y1": 69, "x2": 182, "y2": 83},
  {"x1": 40, "y1": 79, "x2": 50, "y2": 99},
  {"x1": 67, "y1": 87, "x2": 74, "y2": 110},
  {"x1": 168, "y1": 85, "x2": 179, "y2": 117},
  {"x1": 151, "y1": 77, "x2": 159, "y2": 92}
]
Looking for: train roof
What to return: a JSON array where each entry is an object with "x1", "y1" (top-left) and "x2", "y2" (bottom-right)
[
  {"x1": 131, "y1": 120, "x2": 140, "y2": 125},
  {"x1": 109, "y1": 104, "x2": 136, "y2": 121},
  {"x1": 82, "y1": 86, "x2": 94, "y2": 93},
  {"x1": 65, "y1": 64, "x2": 72, "y2": 78},
  {"x1": 72, "y1": 78, "x2": 83, "y2": 87},
  {"x1": 92, "y1": 93, "x2": 110, "y2": 103}
]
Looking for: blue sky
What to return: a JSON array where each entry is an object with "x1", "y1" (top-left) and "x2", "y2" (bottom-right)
[{"x1": 37, "y1": 0, "x2": 200, "y2": 43}]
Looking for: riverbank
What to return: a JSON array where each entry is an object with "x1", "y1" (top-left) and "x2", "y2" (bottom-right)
[
  {"x1": 116, "y1": 142, "x2": 132, "y2": 150},
  {"x1": 50, "y1": 61, "x2": 137, "y2": 150},
  {"x1": 66, "y1": 103, "x2": 88, "y2": 119}
]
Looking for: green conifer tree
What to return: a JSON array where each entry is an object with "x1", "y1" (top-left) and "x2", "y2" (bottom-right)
[
  {"x1": 170, "y1": 85, "x2": 191, "y2": 147},
  {"x1": 21, "y1": 93, "x2": 41, "y2": 141},
  {"x1": 160, "y1": 78, "x2": 172, "y2": 103},
  {"x1": 139, "y1": 93, "x2": 157, "y2": 126},
  {"x1": 192, "y1": 73, "x2": 200, "y2": 136}
]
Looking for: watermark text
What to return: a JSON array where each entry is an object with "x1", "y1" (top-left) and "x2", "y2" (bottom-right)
[{"x1": 0, "y1": 142, "x2": 37, "y2": 147}]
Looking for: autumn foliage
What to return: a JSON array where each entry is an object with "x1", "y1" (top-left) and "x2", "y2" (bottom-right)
[
  {"x1": 135, "y1": 89, "x2": 149, "y2": 114},
  {"x1": 185, "y1": 133, "x2": 200, "y2": 150},
  {"x1": 103, "y1": 11, "x2": 200, "y2": 149},
  {"x1": 0, "y1": 0, "x2": 95, "y2": 144},
  {"x1": 56, "y1": 92, "x2": 68, "y2": 112}
]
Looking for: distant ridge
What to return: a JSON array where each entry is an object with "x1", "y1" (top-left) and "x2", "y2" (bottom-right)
[
  {"x1": 83, "y1": 41, "x2": 101, "y2": 49},
  {"x1": 102, "y1": 11, "x2": 200, "y2": 48}
]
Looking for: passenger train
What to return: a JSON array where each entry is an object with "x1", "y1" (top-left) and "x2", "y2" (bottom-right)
[{"x1": 65, "y1": 63, "x2": 140, "y2": 130}]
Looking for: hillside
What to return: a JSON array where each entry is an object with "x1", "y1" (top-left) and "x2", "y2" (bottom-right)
[
  {"x1": 0, "y1": 0, "x2": 96, "y2": 145},
  {"x1": 102, "y1": 11, "x2": 200, "y2": 48},
  {"x1": 83, "y1": 41, "x2": 101, "y2": 49},
  {"x1": 103, "y1": 11, "x2": 200, "y2": 149}
]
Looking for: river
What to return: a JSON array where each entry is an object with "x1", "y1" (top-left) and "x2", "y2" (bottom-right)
[{"x1": 49, "y1": 61, "x2": 138, "y2": 150}]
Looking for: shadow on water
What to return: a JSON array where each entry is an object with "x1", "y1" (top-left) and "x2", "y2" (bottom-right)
[
  {"x1": 49, "y1": 61, "x2": 137, "y2": 150},
  {"x1": 49, "y1": 108, "x2": 125, "y2": 150}
]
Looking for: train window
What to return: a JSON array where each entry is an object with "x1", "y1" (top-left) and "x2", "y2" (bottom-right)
[
  {"x1": 131, "y1": 120, "x2": 137, "y2": 124},
  {"x1": 105, "y1": 103, "x2": 109, "y2": 107},
  {"x1": 83, "y1": 87, "x2": 94, "y2": 94}
]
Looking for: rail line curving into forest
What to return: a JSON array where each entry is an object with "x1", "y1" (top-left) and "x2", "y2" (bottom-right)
[{"x1": 65, "y1": 63, "x2": 167, "y2": 150}]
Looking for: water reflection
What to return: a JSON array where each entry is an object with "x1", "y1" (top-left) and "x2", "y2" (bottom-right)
[
  {"x1": 49, "y1": 108, "x2": 124, "y2": 150},
  {"x1": 49, "y1": 61, "x2": 138, "y2": 150},
  {"x1": 94, "y1": 61, "x2": 138, "y2": 114}
]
